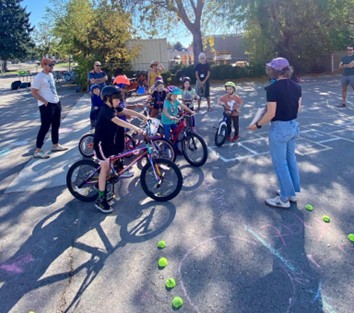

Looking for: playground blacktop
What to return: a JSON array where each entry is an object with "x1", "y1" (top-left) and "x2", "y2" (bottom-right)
[{"x1": 0, "y1": 74, "x2": 353, "y2": 313}]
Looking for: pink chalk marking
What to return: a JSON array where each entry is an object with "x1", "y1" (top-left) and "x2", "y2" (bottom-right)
[
  {"x1": 307, "y1": 254, "x2": 321, "y2": 268},
  {"x1": 0, "y1": 254, "x2": 34, "y2": 274}
]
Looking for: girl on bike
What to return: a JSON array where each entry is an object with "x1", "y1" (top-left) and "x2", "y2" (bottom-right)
[
  {"x1": 181, "y1": 76, "x2": 199, "y2": 132},
  {"x1": 217, "y1": 81, "x2": 244, "y2": 142},
  {"x1": 94, "y1": 86, "x2": 147, "y2": 213},
  {"x1": 161, "y1": 86, "x2": 194, "y2": 150},
  {"x1": 146, "y1": 80, "x2": 167, "y2": 118}
]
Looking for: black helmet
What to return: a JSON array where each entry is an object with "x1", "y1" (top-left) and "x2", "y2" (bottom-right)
[{"x1": 101, "y1": 85, "x2": 122, "y2": 101}]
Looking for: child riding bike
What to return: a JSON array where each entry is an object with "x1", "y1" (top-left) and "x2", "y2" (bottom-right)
[
  {"x1": 161, "y1": 86, "x2": 194, "y2": 150},
  {"x1": 217, "y1": 81, "x2": 244, "y2": 142},
  {"x1": 94, "y1": 85, "x2": 148, "y2": 213},
  {"x1": 181, "y1": 76, "x2": 199, "y2": 132}
]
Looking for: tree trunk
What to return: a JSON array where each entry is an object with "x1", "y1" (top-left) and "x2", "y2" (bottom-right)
[{"x1": 192, "y1": 29, "x2": 203, "y2": 65}]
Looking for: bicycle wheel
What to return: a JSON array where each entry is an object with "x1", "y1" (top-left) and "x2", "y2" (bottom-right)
[
  {"x1": 215, "y1": 124, "x2": 227, "y2": 147},
  {"x1": 140, "y1": 158, "x2": 183, "y2": 201},
  {"x1": 181, "y1": 132, "x2": 208, "y2": 167},
  {"x1": 151, "y1": 138, "x2": 176, "y2": 162},
  {"x1": 79, "y1": 134, "x2": 94, "y2": 158},
  {"x1": 66, "y1": 159, "x2": 100, "y2": 202}
]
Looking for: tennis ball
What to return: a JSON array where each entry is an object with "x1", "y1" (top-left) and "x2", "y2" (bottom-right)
[
  {"x1": 172, "y1": 296, "x2": 184, "y2": 309},
  {"x1": 165, "y1": 278, "x2": 176, "y2": 289},
  {"x1": 158, "y1": 257, "x2": 168, "y2": 268},
  {"x1": 322, "y1": 215, "x2": 331, "y2": 223},
  {"x1": 305, "y1": 204, "x2": 314, "y2": 211},
  {"x1": 157, "y1": 240, "x2": 166, "y2": 249},
  {"x1": 348, "y1": 234, "x2": 354, "y2": 242}
]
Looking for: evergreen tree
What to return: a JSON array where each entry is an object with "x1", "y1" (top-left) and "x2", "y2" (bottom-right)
[{"x1": 0, "y1": 0, "x2": 34, "y2": 62}]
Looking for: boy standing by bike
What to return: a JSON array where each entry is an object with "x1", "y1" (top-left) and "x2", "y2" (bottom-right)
[
  {"x1": 94, "y1": 86, "x2": 147, "y2": 213},
  {"x1": 217, "y1": 81, "x2": 244, "y2": 142}
]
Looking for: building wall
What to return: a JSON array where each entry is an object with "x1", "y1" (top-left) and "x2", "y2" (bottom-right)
[{"x1": 126, "y1": 38, "x2": 169, "y2": 71}]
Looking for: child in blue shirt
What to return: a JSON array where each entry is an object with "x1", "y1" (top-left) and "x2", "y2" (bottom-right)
[{"x1": 90, "y1": 84, "x2": 104, "y2": 129}]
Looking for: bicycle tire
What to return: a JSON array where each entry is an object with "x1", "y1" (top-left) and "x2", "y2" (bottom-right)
[
  {"x1": 215, "y1": 124, "x2": 227, "y2": 147},
  {"x1": 181, "y1": 132, "x2": 208, "y2": 167},
  {"x1": 140, "y1": 158, "x2": 183, "y2": 201},
  {"x1": 66, "y1": 159, "x2": 100, "y2": 202},
  {"x1": 78, "y1": 134, "x2": 94, "y2": 158},
  {"x1": 151, "y1": 138, "x2": 176, "y2": 162}
]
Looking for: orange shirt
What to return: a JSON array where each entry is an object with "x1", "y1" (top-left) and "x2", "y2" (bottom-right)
[{"x1": 219, "y1": 94, "x2": 243, "y2": 116}]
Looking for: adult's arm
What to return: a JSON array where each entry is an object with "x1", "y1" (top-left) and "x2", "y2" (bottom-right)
[{"x1": 31, "y1": 88, "x2": 48, "y2": 106}]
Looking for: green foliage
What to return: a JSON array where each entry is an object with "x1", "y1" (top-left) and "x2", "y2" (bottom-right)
[
  {"x1": 219, "y1": 0, "x2": 354, "y2": 73},
  {"x1": 51, "y1": 0, "x2": 137, "y2": 89},
  {"x1": 0, "y1": 0, "x2": 35, "y2": 61}
]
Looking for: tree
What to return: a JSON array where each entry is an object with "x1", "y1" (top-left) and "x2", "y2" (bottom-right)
[
  {"x1": 133, "y1": 0, "x2": 225, "y2": 64},
  {"x1": 219, "y1": 0, "x2": 354, "y2": 72},
  {"x1": 32, "y1": 21, "x2": 62, "y2": 59},
  {"x1": 173, "y1": 41, "x2": 184, "y2": 51},
  {"x1": 0, "y1": 0, "x2": 34, "y2": 69}
]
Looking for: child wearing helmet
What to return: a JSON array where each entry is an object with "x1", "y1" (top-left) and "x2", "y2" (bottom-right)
[
  {"x1": 217, "y1": 81, "x2": 244, "y2": 142},
  {"x1": 161, "y1": 86, "x2": 194, "y2": 144},
  {"x1": 181, "y1": 77, "x2": 199, "y2": 131},
  {"x1": 146, "y1": 80, "x2": 167, "y2": 117},
  {"x1": 90, "y1": 84, "x2": 104, "y2": 129},
  {"x1": 93, "y1": 85, "x2": 148, "y2": 213}
]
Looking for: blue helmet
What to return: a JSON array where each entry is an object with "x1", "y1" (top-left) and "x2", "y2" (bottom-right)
[{"x1": 166, "y1": 85, "x2": 181, "y2": 95}]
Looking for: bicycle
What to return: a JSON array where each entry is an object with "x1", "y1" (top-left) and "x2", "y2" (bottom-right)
[
  {"x1": 67, "y1": 133, "x2": 183, "y2": 202},
  {"x1": 214, "y1": 105, "x2": 234, "y2": 147},
  {"x1": 78, "y1": 120, "x2": 176, "y2": 162},
  {"x1": 169, "y1": 112, "x2": 208, "y2": 167}
]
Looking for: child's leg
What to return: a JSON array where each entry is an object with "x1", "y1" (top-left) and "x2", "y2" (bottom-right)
[
  {"x1": 225, "y1": 115, "x2": 232, "y2": 136},
  {"x1": 98, "y1": 161, "x2": 110, "y2": 192},
  {"x1": 163, "y1": 124, "x2": 172, "y2": 141},
  {"x1": 232, "y1": 115, "x2": 239, "y2": 136}
]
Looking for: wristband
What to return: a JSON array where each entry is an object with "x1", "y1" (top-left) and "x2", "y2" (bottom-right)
[{"x1": 256, "y1": 122, "x2": 262, "y2": 129}]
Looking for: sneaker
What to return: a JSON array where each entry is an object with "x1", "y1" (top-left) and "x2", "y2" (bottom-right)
[
  {"x1": 276, "y1": 190, "x2": 297, "y2": 203},
  {"x1": 33, "y1": 150, "x2": 50, "y2": 159},
  {"x1": 119, "y1": 170, "x2": 134, "y2": 178},
  {"x1": 336, "y1": 103, "x2": 346, "y2": 107},
  {"x1": 265, "y1": 196, "x2": 290, "y2": 208},
  {"x1": 52, "y1": 144, "x2": 68, "y2": 152},
  {"x1": 95, "y1": 197, "x2": 113, "y2": 213},
  {"x1": 232, "y1": 135, "x2": 240, "y2": 142}
]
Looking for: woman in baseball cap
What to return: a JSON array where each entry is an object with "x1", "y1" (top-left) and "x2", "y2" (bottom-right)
[{"x1": 248, "y1": 57, "x2": 302, "y2": 208}]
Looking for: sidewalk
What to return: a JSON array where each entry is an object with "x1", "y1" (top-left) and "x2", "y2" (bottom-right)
[{"x1": 5, "y1": 94, "x2": 92, "y2": 193}]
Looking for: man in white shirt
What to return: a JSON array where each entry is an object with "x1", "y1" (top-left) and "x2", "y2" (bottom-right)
[{"x1": 31, "y1": 58, "x2": 68, "y2": 159}]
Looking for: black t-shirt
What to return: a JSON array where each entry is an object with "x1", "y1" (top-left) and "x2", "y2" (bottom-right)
[
  {"x1": 94, "y1": 105, "x2": 124, "y2": 157},
  {"x1": 266, "y1": 79, "x2": 301, "y2": 121},
  {"x1": 195, "y1": 62, "x2": 210, "y2": 81},
  {"x1": 151, "y1": 90, "x2": 167, "y2": 109}
]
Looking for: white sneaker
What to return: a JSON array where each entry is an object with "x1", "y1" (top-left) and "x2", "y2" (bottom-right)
[
  {"x1": 277, "y1": 190, "x2": 297, "y2": 203},
  {"x1": 33, "y1": 150, "x2": 50, "y2": 159},
  {"x1": 52, "y1": 144, "x2": 68, "y2": 152},
  {"x1": 120, "y1": 170, "x2": 134, "y2": 178},
  {"x1": 265, "y1": 196, "x2": 290, "y2": 208}
]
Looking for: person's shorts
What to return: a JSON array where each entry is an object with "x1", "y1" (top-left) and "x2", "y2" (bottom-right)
[{"x1": 341, "y1": 75, "x2": 354, "y2": 87}]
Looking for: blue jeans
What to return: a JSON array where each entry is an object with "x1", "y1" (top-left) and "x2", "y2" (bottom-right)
[
  {"x1": 269, "y1": 120, "x2": 300, "y2": 201},
  {"x1": 163, "y1": 123, "x2": 177, "y2": 141}
]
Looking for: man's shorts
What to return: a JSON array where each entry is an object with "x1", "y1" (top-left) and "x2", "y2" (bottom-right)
[{"x1": 341, "y1": 75, "x2": 354, "y2": 87}]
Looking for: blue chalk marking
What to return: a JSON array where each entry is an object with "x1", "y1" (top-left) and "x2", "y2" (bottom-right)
[
  {"x1": 0, "y1": 148, "x2": 10, "y2": 156},
  {"x1": 245, "y1": 225, "x2": 300, "y2": 274}
]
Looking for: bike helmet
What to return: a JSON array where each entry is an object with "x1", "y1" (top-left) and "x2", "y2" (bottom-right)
[
  {"x1": 154, "y1": 80, "x2": 164, "y2": 88},
  {"x1": 166, "y1": 85, "x2": 181, "y2": 95},
  {"x1": 225, "y1": 81, "x2": 236, "y2": 90},
  {"x1": 90, "y1": 84, "x2": 100, "y2": 92},
  {"x1": 155, "y1": 76, "x2": 163, "y2": 82},
  {"x1": 101, "y1": 85, "x2": 122, "y2": 101},
  {"x1": 182, "y1": 76, "x2": 191, "y2": 83}
]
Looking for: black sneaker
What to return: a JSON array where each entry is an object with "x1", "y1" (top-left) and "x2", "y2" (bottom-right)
[
  {"x1": 95, "y1": 197, "x2": 113, "y2": 213},
  {"x1": 337, "y1": 103, "x2": 346, "y2": 107}
]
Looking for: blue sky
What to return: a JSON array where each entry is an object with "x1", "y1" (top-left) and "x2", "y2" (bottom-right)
[{"x1": 21, "y1": 0, "x2": 192, "y2": 47}]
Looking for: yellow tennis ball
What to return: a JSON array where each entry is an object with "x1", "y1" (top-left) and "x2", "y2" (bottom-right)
[
  {"x1": 348, "y1": 234, "x2": 354, "y2": 242},
  {"x1": 305, "y1": 204, "x2": 314, "y2": 211},
  {"x1": 322, "y1": 215, "x2": 331, "y2": 223},
  {"x1": 165, "y1": 278, "x2": 176, "y2": 289},
  {"x1": 157, "y1": 240, "x2": 166, "y2": 249},
  {"x1": 158, "y1": 257, "x2": 168, "y2": 268},
  {"x1": 172, "y1": 296, "x2": 184, "y2": 309}
]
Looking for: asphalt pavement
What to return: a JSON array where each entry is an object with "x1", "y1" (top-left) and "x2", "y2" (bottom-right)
[{"x1": 0, "y1": 74, "x2": 353, "y2": 313}]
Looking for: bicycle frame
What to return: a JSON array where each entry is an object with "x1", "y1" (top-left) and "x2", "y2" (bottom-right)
[{"x1": 169, "y1": 115, "x2": 193, "y2": 145}]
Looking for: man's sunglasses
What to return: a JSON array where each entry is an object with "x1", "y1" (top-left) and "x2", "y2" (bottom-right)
[
  {"x1": 48, "y1": 63, "x2": 55, "y2": 67},
  {"x1": 347, "y1": 48, "x2": 353, "y2": 51},
  {"x1": 95, "y1": 64, "x2": 101, "y2": 67}
]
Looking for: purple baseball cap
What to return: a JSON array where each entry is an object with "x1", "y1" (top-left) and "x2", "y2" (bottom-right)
[{"x1": 266, "y1": 57, "x2": 290, "y2": 71}]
